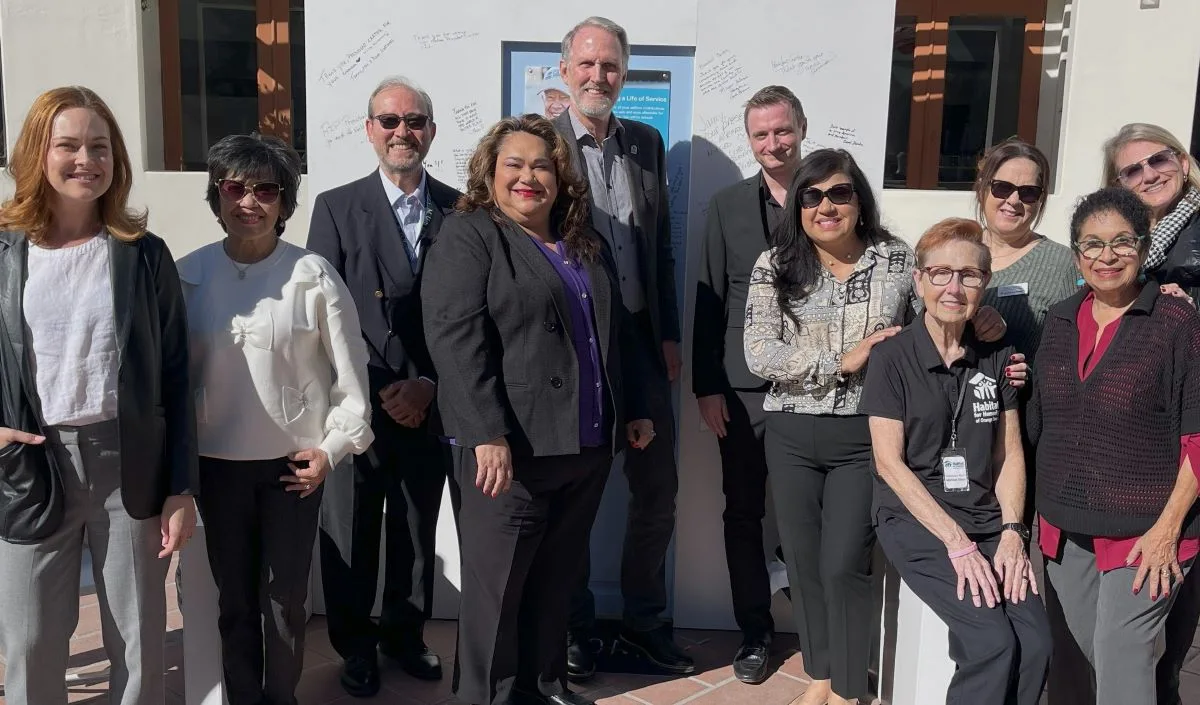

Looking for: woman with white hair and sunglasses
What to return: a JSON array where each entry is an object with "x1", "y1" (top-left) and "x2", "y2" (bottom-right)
[{"x1": 1103, "y1": 122, "x2": 1200, "y2": 705}]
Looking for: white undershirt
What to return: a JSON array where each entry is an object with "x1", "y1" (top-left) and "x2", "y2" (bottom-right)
[{"x1": 24, "y1": 232, "x2": 120, "y2": 427}]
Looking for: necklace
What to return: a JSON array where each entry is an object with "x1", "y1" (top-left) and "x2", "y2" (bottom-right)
[{"x1": 223, "y1": 241, "x2": 257, "y2": 280}]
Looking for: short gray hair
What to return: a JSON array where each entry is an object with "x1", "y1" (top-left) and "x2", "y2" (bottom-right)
[
  {"x1": 367, "y1": 76, "x2": 434, "y2": 121},
  {"x1": 561, "y1": 16, "x2": 630, "y2": 70}
]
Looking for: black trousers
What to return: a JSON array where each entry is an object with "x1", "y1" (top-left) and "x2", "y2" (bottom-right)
[
  {"x1": 765, "y1": 413, "x2": 875, "y2": 698},
  {"x1": 198, "y1": 456, "x2": 324, "y2": 705},
  {"x1": 878, "y1": 511, "x2": 1052, "y2": 705},
  {"x1": 716, "y1": 389, "x2": 774, "y2": 640},
  {"x1": 453, "y1": 445, "x2": 612, "y2": 705},
  {"x1": 318, "y1": 427, "x2": 448, "y2": 659},
  {"x1": 572, "y1": 309, "x2": 678, "y2": 633}
]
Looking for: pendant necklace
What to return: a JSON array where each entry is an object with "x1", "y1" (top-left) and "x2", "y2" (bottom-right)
[{"x1": 223, "y1": 241, "x2": 254, "y2": 280}]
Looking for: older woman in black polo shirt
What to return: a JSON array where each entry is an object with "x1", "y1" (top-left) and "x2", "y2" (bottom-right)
[{"x1": 862, "y1": 217, "x2": 1051, "y2": 705}]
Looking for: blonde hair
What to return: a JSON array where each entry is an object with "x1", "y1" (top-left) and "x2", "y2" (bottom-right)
[
  {"x1": 1101, "y1": 122, "x2": 1200, "y2": 194},
  {"x1": 0, "y1": 86, "x2": 145, "y2": 243}
]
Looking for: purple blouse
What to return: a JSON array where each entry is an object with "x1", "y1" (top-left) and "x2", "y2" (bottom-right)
[{"x1": 532, "y1": 237, "x2": 608, "y2": 447}]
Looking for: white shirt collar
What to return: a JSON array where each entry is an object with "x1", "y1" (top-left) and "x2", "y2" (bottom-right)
[{"x1": 378, "y1": 167, "x2": 427, "y2": 208}]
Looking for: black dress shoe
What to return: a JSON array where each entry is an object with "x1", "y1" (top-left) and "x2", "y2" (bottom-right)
[
  {"x1": 732, "y1": 637, "x2": 771, "y2": 684},
  {"x1": 380, "y1": 640, "x2": 444, "y2": 681},
  {"x1": 566, "y1": 631, "x2": 596, "y2": 683},
  {"x1": 514, "y1": 688, "x2": 595, "y2": 705},
  {"x1": 339, "y1": 654, "x2": 381, "y2": 698},
  {"x1": 617, "y1": 626, "x2": 695, "y2": 675}
]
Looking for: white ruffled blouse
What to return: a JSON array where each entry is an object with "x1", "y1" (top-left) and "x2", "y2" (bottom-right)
[{"x1": 178, "y1": 240, "x2": 374, "y2": 465}]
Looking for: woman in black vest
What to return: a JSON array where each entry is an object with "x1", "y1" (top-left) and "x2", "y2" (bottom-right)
[
  {"x1": 1031, "y1": 187, "x2": 1200, "y2": 705},
  {"x1": 1104, "y1": 123, "x2": 1200, "y2": 705}
]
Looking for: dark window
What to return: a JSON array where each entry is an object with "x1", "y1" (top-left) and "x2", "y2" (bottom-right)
[
  {"x1": 887, "y1": 0, "x2": 1047, "y2": 190},
  {"x1": 1191, "y1": 57, "x2": 1200, "y2": 161},
  {"x1": 161, "y1": 0, "x2": 305, "y2": 171}
]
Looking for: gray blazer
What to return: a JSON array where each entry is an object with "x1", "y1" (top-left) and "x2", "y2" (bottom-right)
[
  {"x1": 551, "y1": 111, "x2": 680, "y2": 363},
  {"x1": 420, "y1": 207, "x2": 651, "y2": 457}
]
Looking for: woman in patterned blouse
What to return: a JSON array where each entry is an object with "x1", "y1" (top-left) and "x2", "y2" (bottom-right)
[{"x1": 743, "y1": 149, "x2": 1010, "y2": 705}]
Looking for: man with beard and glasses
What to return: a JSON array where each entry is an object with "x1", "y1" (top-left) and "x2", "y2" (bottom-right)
[
  {"x1": 550, "y1": 16, "x2": 690, "y2": 681},
  {"x1": 692, "y1": 85, "x2": 808, "y2": 684},
  {"x1": 307, "y1": 75, "x2": 461, "y2": 699}
]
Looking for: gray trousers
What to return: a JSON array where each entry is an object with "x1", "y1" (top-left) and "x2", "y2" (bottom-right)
[
  {"x1": 0, "y1": 420, "x2": 168, "y2": 705},
  {"x1": 1046, "y1": 536, "x2": 1194, "y2": 705}
]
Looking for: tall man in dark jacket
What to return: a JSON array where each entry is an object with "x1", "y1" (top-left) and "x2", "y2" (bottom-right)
[
  {"x1": 692, "y1": 85, "x2": 807, "y2": 684},
  {"x1": 552, "y1": 16, "x2": 688, "y2": 679},
  {"x1": 306, "y1": 76, "x2": 460, "y2": 699}
]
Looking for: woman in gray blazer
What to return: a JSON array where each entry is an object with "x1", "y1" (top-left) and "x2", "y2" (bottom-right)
[{"x1": 422, "y1": 114, "x2": 652, "y2": 705}]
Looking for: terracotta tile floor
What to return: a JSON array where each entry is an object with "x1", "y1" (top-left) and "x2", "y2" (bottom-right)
[{"x1": 1, "y1": 560, "x2": 1198, "y2": 704}]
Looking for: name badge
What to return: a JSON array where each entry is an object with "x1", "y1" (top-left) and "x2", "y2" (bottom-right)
[
  {"x1": 996, "y1": 283, "x2": 1029, "y2": 298},
  {"x1": 941, "y1": 447, "x2": 970, "y2": 493}
]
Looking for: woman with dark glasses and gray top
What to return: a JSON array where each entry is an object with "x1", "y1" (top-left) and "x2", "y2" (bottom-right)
[{"x1": 743, "y1": 149, "x2": 1012, "y2": 705}]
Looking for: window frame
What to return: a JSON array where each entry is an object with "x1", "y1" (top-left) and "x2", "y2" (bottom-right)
[
  {"x1": 159, "y1": 0, "x2": 296, "y2": 170},
  {"x1": 894, "y1": 0, "x2": 1046, "y2": 189}
]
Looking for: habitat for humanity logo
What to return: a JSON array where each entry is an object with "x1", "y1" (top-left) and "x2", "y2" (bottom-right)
[{"x1": 969, "y1": 372, "x2": 999, "y2": 422}]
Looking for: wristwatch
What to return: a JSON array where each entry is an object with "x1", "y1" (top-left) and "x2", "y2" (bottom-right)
[{"x1": 1001, "y1": 522, "x2": 1031, "y2": 542}]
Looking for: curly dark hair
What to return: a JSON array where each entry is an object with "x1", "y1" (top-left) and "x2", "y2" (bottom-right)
[
  {"x1": 1069, "y1": 187, "x2": 1152, "y2": 252},
  {"x1": 770, "y1": 149, "x2": 894, "y2": 318},
  {"x1": 457, "y1": 114, "x2": 597, "y2": 262}
]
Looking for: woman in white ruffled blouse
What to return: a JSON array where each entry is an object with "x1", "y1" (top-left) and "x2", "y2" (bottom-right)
[{"x1": 178, "y1": 134, "x2": 373, "y2": 705}]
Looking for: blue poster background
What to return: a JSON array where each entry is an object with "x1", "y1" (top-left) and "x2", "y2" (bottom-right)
[{"x1": 502, "y1": 44, "x2": 695, "y2": 304}]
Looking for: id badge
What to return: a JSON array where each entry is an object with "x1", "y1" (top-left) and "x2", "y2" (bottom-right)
[{"x1": 940, "y1": 447, "x2": 970, "y2": 493}]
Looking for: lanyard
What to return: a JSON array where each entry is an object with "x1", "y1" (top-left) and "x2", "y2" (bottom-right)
[{"x1": 948, "y1": 368, "x2": 969, "y2": 447}]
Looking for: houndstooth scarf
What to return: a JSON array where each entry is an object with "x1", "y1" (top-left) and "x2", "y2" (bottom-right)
[{"x1": 1146, "y1": 186, "x2": 1200, "y2": 271}]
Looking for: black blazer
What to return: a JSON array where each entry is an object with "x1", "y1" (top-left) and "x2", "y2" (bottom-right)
[
  {"x1": 421, "y1": 208, "x2": 650, "y2": 457},
  {"x1": 552, "y1": 111, "x2": 680, "y2": 359},
  {"x1": 306, "y1": 170, "x2": 461, "y2": 411},
  {"x1": 0, "y1": 231, "x2": 197, "y2": 521},
  {"x1": 692, "y1": 175, "x2": 773, "y2": 396}
]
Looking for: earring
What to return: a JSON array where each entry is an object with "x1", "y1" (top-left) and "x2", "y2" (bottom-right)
[
  {"x1": 1138, "y1": 270, "x2": 1147, "y2": 284},
  {"x1": 1076, "y1": 277, "x2": 1085, "y2": 287}
]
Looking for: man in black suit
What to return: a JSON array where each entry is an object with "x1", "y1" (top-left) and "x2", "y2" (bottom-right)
[
  {"x1": 692, "y1": 85, "x2": 807, "y2": 684},
  {"x1": 551, "y1": 16, "x2": 688, "y2": 679},
  {"x1": 307, "y1": 76, "x2": 460, "y2": 698}
]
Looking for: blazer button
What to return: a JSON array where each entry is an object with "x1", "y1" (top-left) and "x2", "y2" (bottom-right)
[
  {"x1": 550, "y1": 376, "x2": 563, "y2": 389},
  {"x1": 544, "y1": 321, "x2": 558, "y2": 332},
  {"x1": 374, "y1": 289, "x2": 384, "y2": 298}
]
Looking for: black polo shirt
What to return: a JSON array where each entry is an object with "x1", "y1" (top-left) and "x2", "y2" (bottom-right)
[
  {"x1": 859, "y1": 318, "x2": 1018, "y2": 534},
  {"x1": 758, "y1": 174, "x2": 785, "y2": 237}
]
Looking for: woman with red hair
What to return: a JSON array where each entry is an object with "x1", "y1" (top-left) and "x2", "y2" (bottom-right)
[
  {"x1": 864, "y1": 217, "x2": 1051, "y2": 705},
  {"x1": 0, "y1": 86, "x2": 196, "y2": 705}
]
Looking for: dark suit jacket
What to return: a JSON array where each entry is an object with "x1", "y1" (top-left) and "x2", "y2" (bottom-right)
[
  {"x1": 692, "y1": 175, "x2": 773, "y2": 396},
  {"x1": 0, "y1": 231, "x2": 197, "y2": 519},
  {"x1": 420, "y1": 207, "x2": 650, "y2": 457},
  {"x1": 552, "y1": 111, "x2": 680, "y2": 363},
  {"x1": 306, "y1": 170, "x2": 461, "y2": 436}
]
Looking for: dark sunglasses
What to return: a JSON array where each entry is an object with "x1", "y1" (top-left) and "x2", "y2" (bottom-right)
[
  {"x1": 371, "y1": 113, "x2": 430, "y2": 131},
  {"x1": 799, "y1": 183, "x2": 855, "y2": 209},
  {"x1": 1116, "y1": 148, "x2": 1180, "y2": 186},
  {"x1": 215, "y1": 179, "x2": 283, "y2": 205},
  {"x1": 989, "y1": 179, "x2": 1043, "y2": 204}
]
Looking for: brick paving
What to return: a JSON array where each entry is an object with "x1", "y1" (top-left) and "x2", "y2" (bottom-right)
[{"x1": 0, "y1": 559, "x2": 1197, "y2": 704}]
